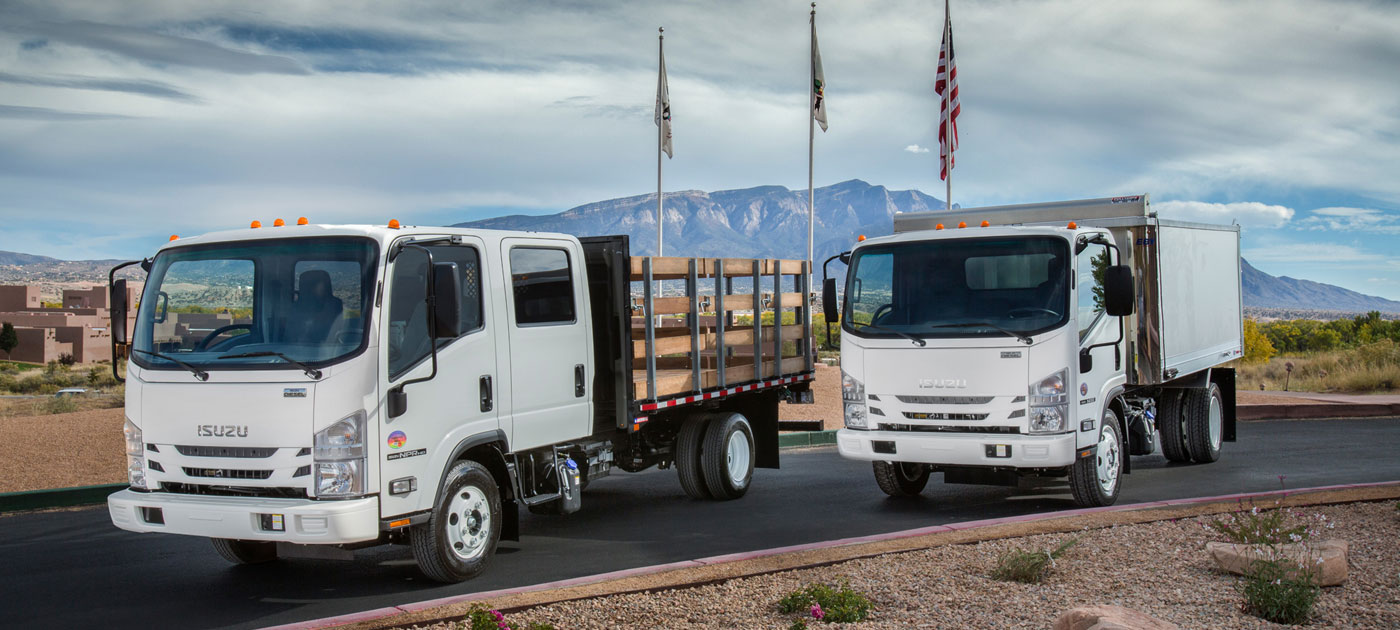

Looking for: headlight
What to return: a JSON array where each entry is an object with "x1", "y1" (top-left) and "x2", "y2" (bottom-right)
[
  {"x1": 314, "y1": 411, "x2": 367, "y2": 497},
  {"x1": 124, "y1": 418, "x2": 146, "y2": 489},
  {"x1": 1028, "y1": 369, "x2": 1069, "y2": 434},
  {"x1": 842, "y1": 371, "x2": 868, "y2": 429}
]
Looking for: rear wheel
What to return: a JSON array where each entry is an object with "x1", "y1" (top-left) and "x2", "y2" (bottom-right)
[
  {"x1": 1157, "y1": 390, "x2": 1191, "y2": 463},
  {"x1": 701, "y1": 413, "x2": 755, "y2": 500},
  {"x1": 873, "y1": 461, "x2": 930, "y2": 497},
  {"x1": 675, "y1": 414, "x2": 712, "y2": 499},
  {"x1": 211, "y1": 538, "x2": 277, "y2": 565},
  {"x1": 1183, "y1": 383, "x2": 1224, "y2": 463},
  {"x1": 1070, "y1": 409, "x2": 1123, "y2": 507},
  {"x1": 411, "y1": 460, "x2": 501, "y2": 583}
]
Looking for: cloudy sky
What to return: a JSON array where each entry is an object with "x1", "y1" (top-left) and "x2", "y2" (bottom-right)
[{"x1": 1, "y1": 0, "x2": 1398, "y2": 299}]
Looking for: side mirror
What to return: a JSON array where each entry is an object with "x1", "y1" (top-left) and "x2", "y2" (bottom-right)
[
  {"x1": 154, "y1": 291, "x2": 169, "y2": 324},
  {"x1": 822, "y1": 278, "x2": 838, "y2": 323},
  {"x1": 388, "y1": 387, "x2": 407, "y2": 418},
  {"x1": 431, "y1": 262, "x2": 462, "y2": 339},
  {"x1": 110, "y1": 279, "x2": 129, "y2": 345},
  {"x1": 1104, "y1": 265, "x2": 1134, "y2": 317},
  {"x1": 1079, "y1": 348, "x2": 1093, "y2": 373}
]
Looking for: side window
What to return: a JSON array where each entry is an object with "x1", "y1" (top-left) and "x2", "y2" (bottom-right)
[
  {"x1": 387, "y1": 245, "x2": 484, "y2": 380},
  {"x1": 1076, "y1": 242, "x2": 1110, "y2": 341},
  {"x1": 510, "y1": 247, "x2": 575, "y2": 326}
]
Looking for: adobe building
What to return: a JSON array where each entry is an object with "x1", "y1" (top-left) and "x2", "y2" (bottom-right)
[{"x1": 0, "y1": 284, "x2": 137, "y2": 365}]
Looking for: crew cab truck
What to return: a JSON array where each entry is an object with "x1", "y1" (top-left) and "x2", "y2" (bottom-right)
[
  {"x1": 105, "y1": 222, "x2": 814, "y2": 582},
  {"x1": 822, "y1": 195, "x2": 1241, "y2": 507}
]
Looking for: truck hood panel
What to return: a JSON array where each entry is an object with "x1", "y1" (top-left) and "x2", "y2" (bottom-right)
[
  {"x1": 138, "y1": 381, "x2": 313, "y2": 448},
  {"x1": 863, "y1": 346, "x2": 1028, "y2": 399}
]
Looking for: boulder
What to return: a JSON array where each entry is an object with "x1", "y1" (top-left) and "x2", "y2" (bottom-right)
[
  {"x1": 1206, "y1": 539, "x2": 1347, "y2": 586},
  {"x1": 1053, "y1": 605, "x2": 1179, "y2": 630}
]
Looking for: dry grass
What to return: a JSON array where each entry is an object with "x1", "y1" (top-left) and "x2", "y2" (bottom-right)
[
  {"x1": 1238, "y1": 340, "x2": 1400, "y2": 393},
  {"x1": 0, "y1": 392, "x2": 123, "y2": 420}
]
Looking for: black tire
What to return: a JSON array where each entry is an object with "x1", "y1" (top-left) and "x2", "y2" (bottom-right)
[
  {"x1": 1070, "y1": 408, "x2": 1123, "y2": 508},
  {"x1": 872, "y1": 461, "x2": 930, "y2": 497},
  {"x1": 1183, "y1": 383, "x2": 1224, "y2": 463},
  {"x1": 210, "y1": 538, "x2": 277, "y2": 565},
  {"x1": 1157, "y1": 390, "x2": 1191, "y2": 463},
  {"x1": 676, "y1": 414, "x2": 712, "y2": 500},
  {"x1": 701, "y1": 413, "x2": 755, "y2": 500},
  {"x1": 411, "y1": 460, "x2": 502, "y2": 583}
]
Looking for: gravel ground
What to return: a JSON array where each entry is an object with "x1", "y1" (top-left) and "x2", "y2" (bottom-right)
[
  {"x1": 0, "y1": 407, "x2": 124, "y2": 493},
  {"x1": 402, "y1": 501, "x2": 1400, "y2": 630},
  {"x1": 779, "y1": 363, "x2": 842, "y2": 431}
]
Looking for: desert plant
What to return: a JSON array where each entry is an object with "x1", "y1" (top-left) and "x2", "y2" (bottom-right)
[
  {"x1": 457, "y1": 605, "x2": 556, "y2": 630},
  {"x1": 990, "y1": 537, "x2": 1079, "y2": 583},
  {"x1": 1240, "y1": 556, "x2": 1320, "y2": 625},
  {"x1": 777, "y1": 580, "x2": 873, "y2": 623},
  {"x1": 58, "y1": 352, "x2": 76, "y2": 367},
  {"x1": 1209, "y1": 504, "x2": 1310, "y2": 546},
  {"x1": 45, "y1": 395, "x2": 78, "y2": 415}
]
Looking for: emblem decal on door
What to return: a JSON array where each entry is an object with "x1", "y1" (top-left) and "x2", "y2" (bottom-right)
[
  {"x1": 283, "y1": 388, "x2": 307, "y2": 398},
  {"x1": 1080, "y1": 383, "x2": 1089, "y2": 396},
  {"x1": 387, "y1": 431, "x2": 407, "y2": 449},
  {"x1": 387, "y1": 448, "x2": 426, "y2": 461}
]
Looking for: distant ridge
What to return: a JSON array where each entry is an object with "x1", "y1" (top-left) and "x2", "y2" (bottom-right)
[
  {"x1": 0, "y1": 250, "x2": 60, "y2": 266},
  {"x1": 1242, "y1": 258, "x2": 1400, "y2": 314}
]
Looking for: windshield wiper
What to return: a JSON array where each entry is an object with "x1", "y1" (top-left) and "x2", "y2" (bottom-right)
[
  {"x1": 855, "y1": 323, "x2": 927, "y2": 347},
  {"x1": 131, "y1": 348, "x2": 209, "y2": 381},
  {"x1": 218, "y1": 351, "x2": 323, "y2": 379},
  {"x1": 921, "y1": 322, "x2": 1034, "y2": 345}
]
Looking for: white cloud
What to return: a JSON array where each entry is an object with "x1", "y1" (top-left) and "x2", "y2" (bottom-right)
[
  {"x1": 903, "y1": 144, "x2": 930, "y2": 154},
  {"x1": 1154, "y1": 200, "x2": 1295, "y2": 228},
  {"x1": 1296, "y1": 207, "x2": 1400, "y2": 234},
  {"x1": 1243, "y1": 242, "x2": 1384, "y2": 264}
]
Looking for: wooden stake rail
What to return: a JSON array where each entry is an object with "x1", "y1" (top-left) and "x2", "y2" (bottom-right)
[{"x1": 631, "y1": 256, "x2": 815, "y2": 402}]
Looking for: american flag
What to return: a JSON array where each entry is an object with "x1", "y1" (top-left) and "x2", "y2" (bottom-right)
[{"x1": 935, "y1": 3, "x2": 960, "y2": 182}]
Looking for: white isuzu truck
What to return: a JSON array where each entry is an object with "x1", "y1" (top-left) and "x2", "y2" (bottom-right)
[
  {"x1": 822, "y1": 195, "x2": 1241, "y2": 507},
  {"x1": 105, "y1": 221, "x2": 814, "y2": 582}
]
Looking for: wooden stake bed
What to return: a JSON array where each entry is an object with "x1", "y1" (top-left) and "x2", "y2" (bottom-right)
[{"x1": 630, "y1": 255, "x2": 815, "y2": 403}]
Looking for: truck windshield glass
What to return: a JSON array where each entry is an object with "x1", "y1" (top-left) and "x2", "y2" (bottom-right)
[
  {"x1": 843, "y1": 236, "x2": 1069, "y2": 340},
  {"x1": 131, "y1": 237, "x2": 377, "y2": 371}
]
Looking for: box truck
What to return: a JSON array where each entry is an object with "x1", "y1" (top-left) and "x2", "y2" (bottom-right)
[
  {"x1": 106, "y1": 221, "x2": 814, "y2": 582},
  {"x1": 822, "y1": 195, "x2": 1241, "y2": 507}
]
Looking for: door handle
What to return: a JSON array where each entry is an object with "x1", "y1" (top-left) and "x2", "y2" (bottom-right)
[
  {"x1": 480, "y1": 375, "x2": 493, "y2": 412},
  {"x1": 574, "y1": 364, "x2": 586, "y2": 398}
]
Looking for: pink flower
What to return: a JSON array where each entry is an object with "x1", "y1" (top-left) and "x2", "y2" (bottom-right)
[
  {"x1": 811, "y1": 604, "x2": 825, "y2": 620},
  {"x1": 490, "y1": 610, "x2": 505, "y2": 622}
]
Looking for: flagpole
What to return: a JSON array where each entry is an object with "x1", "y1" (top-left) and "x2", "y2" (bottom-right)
[
  {"x1": 943, "y1": 0, "x2": 952, "y2": 210},
  {"x1": 808, "y1": 3, "x2": 816, "y2": 289},
  {"x1": 657, "y1": 27, "x2": 665, "y2": 258}
]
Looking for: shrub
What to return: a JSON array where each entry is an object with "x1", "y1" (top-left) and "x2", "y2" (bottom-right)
[
  {"x1": 45, "y1": 395, "x2": 78, "y2": 415},
  {"x1": 990, "y1": 536, "x2": 1079, "y2": 583},
  {"x1": 0, "y1": 373, "x2": 15, "y2": 393},
  {"x1": 15, "y1": 374, "x2": 46, "y2": 394},
  {"x1": 1240, "y1": 557, "x2": 1320, "y2": 625},
  {"x1": 457, "y1": 605, "x2": 556, "y2": 630},
  {"x1": 777, "y1": 581, "x2": 873, "y2": 623},
  {"x1": 1208, "y1": 504, "x2": 1310, "y2": 546},
  {"x1": 58, "y1": 353, "x2": 76, "y2": 367}
]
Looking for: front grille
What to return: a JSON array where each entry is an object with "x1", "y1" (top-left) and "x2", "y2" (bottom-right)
[
  {"x1": 160, "y1": 482, "x2": 308, "y2": 499},
  {"x1": 182, "y1": 467, "x2": 273, "y2": 480},
  {"x1": 902, "y1": 411, "x2": 989, "y2": 421},
  {"x1": 175, "y1": 445, "x2": 277, "y2": 458},
  {"x1": 895, "y1": 395, "x2": 995, "y2": 405},
  {"x1": 881, "y1": 423, "x2": 1020, "y2": 434}
]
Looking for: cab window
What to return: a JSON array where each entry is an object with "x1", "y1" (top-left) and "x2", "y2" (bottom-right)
[
  {"x1": 387, "y1": 245, "x2": 483, "y2": 380},
  {"x1": 1076, "y1": 241, "x2": 1111, "y2": 341},
  {"x1": 509, "y1": 247, "x2": 575, "y2": 326}
]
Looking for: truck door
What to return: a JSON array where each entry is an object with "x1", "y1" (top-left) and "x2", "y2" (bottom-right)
[
  {"x1": 379, "y1": 237, "x2": 498, "y2": 518},
  {"x1": 501, "y1": 239, "x2": 591, "y2": 451},
  {"x1": 1073, "y1": 236, "x2": 1123, "y2": 447}
]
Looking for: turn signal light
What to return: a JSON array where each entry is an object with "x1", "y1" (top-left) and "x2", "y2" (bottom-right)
[
  {"x1": 273, "y1": 218, "x2": 285, "y2": 227},
  {"x1": 981, "y1": 220, "x2": 990, "y2": 227},
  {"x1": 388, "y1": 219, "x2": 401, "y2": 229},
  {"x1": 1068, "y1": 221, "x2": 1078, "y2": 229},
  {"x1": 250, "y1": 220, "x2": 262, "y2": 229},
  {"x1": 935, "y1": 223, "x2": 944, "y2": 230},
  {"x1": 297, "y1": 217, "x2": 309, "y2": 225},
  {"x1": 857, "y1": 234, "x2": 866, "y2": 242},
  {"x1": 168, "y1": 235, "x2": 179, "y2": 241},
  {"x1": 957, "y1": 221, "x2": 967, "y2": 228}
]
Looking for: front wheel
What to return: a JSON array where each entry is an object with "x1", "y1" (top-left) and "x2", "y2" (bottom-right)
[
  {"x1": 1070, "y1": 409, "x2": 1123, "y2": 507},
  {"x1": 210, "y1": 538, "x2": 277, "y2": 565},
  {"x1": 411, "y1": 460, "x2": 502, "y2": 583},
  {"x1": 873, "y1": 461, "x2": 930, "y2": 497}
]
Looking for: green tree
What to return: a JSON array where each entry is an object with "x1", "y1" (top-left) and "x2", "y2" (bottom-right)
[
  {"x1": 1307, "y1": 328, "x2": 1341, "y2": 352},
  {"x1": 1264, "y1": 322, "x2": 1301, "y2": 353},
  {"x1": 0, "y1": 322, "x2": 17, "y2": 359},
  {"x1": 1242, "y1": 319, "x2": 1276, "y2": 364}
]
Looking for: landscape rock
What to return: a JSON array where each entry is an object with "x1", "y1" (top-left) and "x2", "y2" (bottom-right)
[
  {"x1": 1052, "y1": 604, "x2": 1179, "y2": 630},
  {"x1": 1206, "y1": 539, "x2": 1348, "y2": 586}
]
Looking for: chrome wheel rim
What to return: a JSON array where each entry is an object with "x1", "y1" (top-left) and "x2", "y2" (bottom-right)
[
  {"x1": 445, "y1": 484, "x2": 490, "y2": 561},
  {"x1": 1208, "y1": 392, "x2": 1223, "y2": 451},
  {"x1": 1097, "y1": 423, "x2": 1120, "y2": 495},
  {"x1": 726, "y1": 429, "x2": 751, "y2": 485}
]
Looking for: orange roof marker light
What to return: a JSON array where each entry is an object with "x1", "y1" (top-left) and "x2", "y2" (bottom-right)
[
  {"x1": 297, "y1": 217, "x2": 309, "y2": 225},
  {"x1": 981, "y1": 220, "x2": 990, "y2": 227},
  {"x1": 857, "y1": 234, "x2": 866, "y2": 242},
  {"x1": 273, "y1": 218, "x2": 285, "y2": 227},
  {"x1": 957, "y1": 221, "x2": 967, "y2": 229},
  {"x1": 388, "y1": 219, "x2": 401, "y2": 229},
  {"x1": 1067, "y1": 221, "x2": 1078, "y2": 229},
  {"x1": 169, "y1": 235, "x2": 179, "y2": 241},
  {"x1": 935, "y1": 223, "x2": 944, "y2": 230},
  {"x1": 250, "y1": 220, "x2": 262, "y2": 229}
]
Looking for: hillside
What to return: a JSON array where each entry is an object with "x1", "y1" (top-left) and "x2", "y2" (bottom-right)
[{"x1": 1242, "y1": 258, "x2": 1400, "y2": 314}]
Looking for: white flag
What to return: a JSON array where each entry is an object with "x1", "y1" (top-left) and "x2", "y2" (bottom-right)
[
  {"x1": 656, "y1": 43, "x2": 673, "y2": 158},
  {"x1": 811, "y1": 12, "x2": 828, "y2": 132}
]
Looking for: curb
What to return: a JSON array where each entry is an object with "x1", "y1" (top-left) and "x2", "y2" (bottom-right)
[
  {"x1": 269, "y1": 479, "x2": 1400, "y2": 630},
  {"x1": 0, "y1": 483, "x2": 124, "y2": 513},
  {"x1": 1238, "y1": 403, "x2": 1400, "y2": 421}
]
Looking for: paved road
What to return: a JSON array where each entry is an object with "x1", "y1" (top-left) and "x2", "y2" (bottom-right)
[{"x1": 3, "y1": 417, "x2": 1398, "y2": 630}]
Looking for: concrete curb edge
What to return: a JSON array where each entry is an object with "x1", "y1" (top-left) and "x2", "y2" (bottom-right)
[{"x1": 0, "y1": 483, "x2": 125, "y2": 513}]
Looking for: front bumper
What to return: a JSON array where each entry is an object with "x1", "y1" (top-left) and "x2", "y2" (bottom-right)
[
  {"x1": 837, "y1": 429, "x2": 1077, "y2": 468},
  {"x1": 108, "y1": 489, "x2": 379, "y2": 544}
]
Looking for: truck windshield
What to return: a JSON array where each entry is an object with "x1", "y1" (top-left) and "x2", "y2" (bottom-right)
[
  {"x1": 843, "y1": 236, "x2": 1070, "y2": 341},
  {"x1": 131, "y1": 237, "x2": 378, "y2": 372}
]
